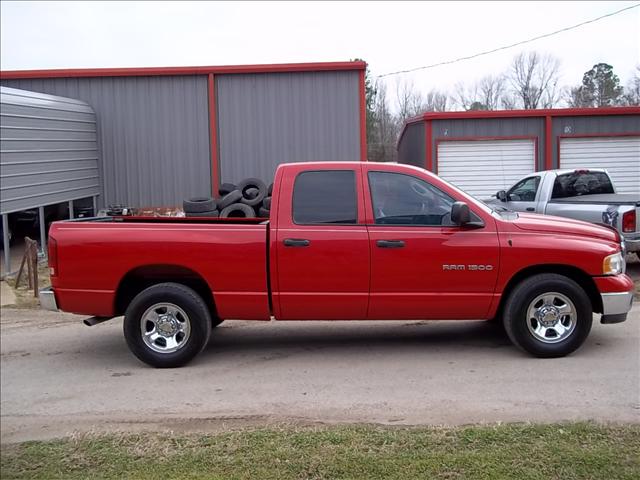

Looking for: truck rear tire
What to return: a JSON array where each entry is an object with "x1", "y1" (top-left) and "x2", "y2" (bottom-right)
[
  {"x1": 124, "y1": 283, "x2": 212, "y2": 368},
  {"x1": 503, "y1": 273, "x2": 592, "y2": 358}
]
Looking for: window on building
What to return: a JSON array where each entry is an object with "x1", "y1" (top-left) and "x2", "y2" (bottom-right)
[{"x1": 292, "y1": 170, "x2": 357, "y2": 224}]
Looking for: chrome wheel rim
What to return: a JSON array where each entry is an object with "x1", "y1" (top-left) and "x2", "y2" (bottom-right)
[
  {"x1": 526, "y1": 292, "x2": 576, "y2": 344},
  {"x1": 140, "y1": 303, "x2": 191, "y2": 354}
]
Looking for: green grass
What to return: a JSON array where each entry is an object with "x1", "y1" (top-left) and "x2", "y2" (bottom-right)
[{"x1": 1, "y1": 423, "x2": 638, "y2": 479}]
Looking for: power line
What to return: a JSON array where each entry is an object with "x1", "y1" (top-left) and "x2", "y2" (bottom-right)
[{"x1": 376, "y1": 3, "x2": 640, "y2": 78}]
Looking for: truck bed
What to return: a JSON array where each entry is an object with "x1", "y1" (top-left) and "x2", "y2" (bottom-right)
[{"x1": 48, "y1": 217, "x2": 271, "y2": 319}]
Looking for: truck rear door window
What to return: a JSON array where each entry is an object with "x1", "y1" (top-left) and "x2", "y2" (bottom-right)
[
  {"x1": 551, "y1": 172, "x2": 615, "y2": 199},
  {"x1": 292, "y1": 170, "x2": 357, "y2": 224}
]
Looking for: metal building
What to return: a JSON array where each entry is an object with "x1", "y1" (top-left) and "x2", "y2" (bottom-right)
[
  {"x1": 1, "y1": 86, "x2": 100, "y2": 271},
  {"x1": 1, "y1": 61, "x2": 366, "y2": 208},
  {"x1": 397, "y1": 108, "x2": 640, "y2": 198}
]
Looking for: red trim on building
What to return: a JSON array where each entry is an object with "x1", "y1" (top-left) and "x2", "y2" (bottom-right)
[
  {"x1": 207, "y1": 73, "x2": 220, "y2": 198},
  {"x1": 425, "y1": 120, "x2": 433, "y2": 171},
  {"x1": 406, "y1": 106, "x2": 640, "y2": 123},
  {"x1": 0, "y1": 61, "x2": 366, "y2": 80},
  {"x1": 398, "y1": 106, "x2": 640, "y2": 155},
  {"x1": 556, "y1": 132, "x2": 640, "y2": 169},
  {"x1": 358, "y1": 69, "x2": 367, "y2": 161},
  {"x1": 434, "y1": 136, "x2": 538, "y2": 175},
  {"x1": 545, "y1": 115, "x2": 553, "y2": 170}
]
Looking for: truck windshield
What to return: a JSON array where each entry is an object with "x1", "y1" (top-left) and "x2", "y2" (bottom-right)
[{"x1": 551, "y1": 171, "x2": 614, "y2": 198}]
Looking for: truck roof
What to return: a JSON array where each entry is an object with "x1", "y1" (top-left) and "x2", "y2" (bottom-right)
[{"x1": 542, "y1": 168, "x2": 608, "y2": 175}]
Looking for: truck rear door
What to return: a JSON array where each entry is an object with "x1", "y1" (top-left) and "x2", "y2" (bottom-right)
[{"x1": 272, "y1": 165, "x2": 370, "y2": 320}]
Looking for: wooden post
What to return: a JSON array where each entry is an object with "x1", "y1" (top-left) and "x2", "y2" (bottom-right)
[{"x1": 15, "y1": 237, "x2": 40, "y2": 297}]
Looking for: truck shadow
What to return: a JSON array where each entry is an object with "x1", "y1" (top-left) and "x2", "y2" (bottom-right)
[{"x1": 201, "y1": 320, "x2": 515, "y2": 361}]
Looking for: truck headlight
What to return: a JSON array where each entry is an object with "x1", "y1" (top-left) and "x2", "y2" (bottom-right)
[{"x1": 603, "y1": 252, "x2": 624, "y2": 275}]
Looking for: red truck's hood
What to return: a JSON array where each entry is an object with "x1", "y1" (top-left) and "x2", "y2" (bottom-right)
[{"x1": 512, "y1": 213, "x2": 619, "y2": 243}]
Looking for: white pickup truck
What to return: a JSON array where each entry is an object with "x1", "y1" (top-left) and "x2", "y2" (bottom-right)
[{"x1": 486, "y1": 169, "x2": 640, "y2": 256}]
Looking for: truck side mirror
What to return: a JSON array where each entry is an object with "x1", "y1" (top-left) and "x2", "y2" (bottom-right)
[
  {"x1": 496, "y1": 190, "x2": 507, "y2": 202},
  {"x1": 451, "y1": 202, "x2": 470, "y2": 225}
]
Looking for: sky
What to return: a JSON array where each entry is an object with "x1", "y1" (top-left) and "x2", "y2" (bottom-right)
[{"x1": 1, "y1": 1, "x2": 639, "y2": 108}]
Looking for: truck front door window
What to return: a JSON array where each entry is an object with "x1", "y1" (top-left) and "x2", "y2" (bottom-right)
[
  {"x1": 507, "y1": 176, "x2": 540, "y2": 202},
  {"x1": 368, "y1": 172, "x2": 455, "y2": 226}
]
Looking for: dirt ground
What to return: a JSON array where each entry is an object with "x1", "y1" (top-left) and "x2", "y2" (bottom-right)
[{"x1": 1, "y1": 255, "x2": 638, "y2": 443}]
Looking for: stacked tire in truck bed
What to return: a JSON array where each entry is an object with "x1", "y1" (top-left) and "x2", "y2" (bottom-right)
[{"x1": 183, "y1": 178, "x2": 273, "y2": 218}]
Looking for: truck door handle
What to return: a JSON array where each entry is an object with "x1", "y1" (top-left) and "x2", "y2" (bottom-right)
[
  {"x1": 376, "y1": 240, "x2": 405, "y2": 248},
  {"x1": 283, "y1": 238, "x2": 310, "y2": 247},
  {"x1": 526, "y1": 207, "x2": 535, "y2": 212}
]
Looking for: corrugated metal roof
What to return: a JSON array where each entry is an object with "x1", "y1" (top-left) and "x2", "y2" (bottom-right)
[{"x1": 0, "y1": 86, "x2": 101, "y2": 214}]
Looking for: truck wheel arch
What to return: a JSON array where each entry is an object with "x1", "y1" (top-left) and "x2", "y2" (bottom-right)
[
  {"x1": 114, "y1": 264, "x2": 221, "y2": 324},
  {"x1": 496, "y1": 264, "x2": 602, "y2": 318}
]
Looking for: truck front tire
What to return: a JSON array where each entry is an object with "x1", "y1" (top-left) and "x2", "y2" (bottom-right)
[
  {"x1": 503, "y1": 273, "x2": 592, "y2": 358},
  {"x1": 124, "y1": 283, "x2": 212, "y2": 368}
]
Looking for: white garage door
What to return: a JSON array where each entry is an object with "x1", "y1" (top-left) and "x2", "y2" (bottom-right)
[
  {"x1": 560, "y1": 136, "x2": 640, "y2": 194},
  {"x1": 437, "y1": 139, "x2": 536, "y2": 199}
]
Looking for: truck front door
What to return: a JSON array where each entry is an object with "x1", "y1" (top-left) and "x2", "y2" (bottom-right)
[
  {"x1": 273, "y1": 166, "x2": 370, "y2": 320},
  {"x1": 364, "y1": 167, "x2": 500, "y2": 320}
]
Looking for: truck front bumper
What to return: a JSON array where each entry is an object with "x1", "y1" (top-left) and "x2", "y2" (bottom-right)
[
  {"x1": 600, "y1": 291, "x2": 634, "y2": 324},
  {"x1": 39, "y1": 287, "x2": 58, "y2": 311},
  {"x1": 622, "y1": 234, "x2": 640, "y2": 253},
  {"x1": 596, "y1": 274, "x2": 634, "y2": 324}
]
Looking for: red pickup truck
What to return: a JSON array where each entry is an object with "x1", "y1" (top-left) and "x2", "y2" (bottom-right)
[{"x1": 41, "y1": 162, "x2": 634, "y2": 367}]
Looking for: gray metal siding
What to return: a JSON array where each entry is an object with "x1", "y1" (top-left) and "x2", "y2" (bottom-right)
[
  {"x1": 431, "y1": 117, "x2": 546, "y2": 171},
  {"x1": 216, "y1": 71, "x2": 360, "y2": 184},
  {"x1": 0, "y1": 87, "x2": 100, "y2": 214},
  {"x1": 551, "y1": 114, "x2": 640, "y2": 167},
  {"x1": 397, "y1": 122, "x2": 425, "y2": 168},
  {"x1": 1, "y1": 76, "x2": 211, "y2": 207}
]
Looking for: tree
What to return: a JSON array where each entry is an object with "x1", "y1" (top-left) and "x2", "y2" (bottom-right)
[
  {"x1": 508, "y1": 51, "x2": 561, "y2": 109},
  {"x1": 623, "y1": 66, "x2": 640, "y2": 106},
  {"x1": 574, "y1": 63, "x2": 624, "y2": 107},
  {"x1": 456, "y1": 75, "x2": 506, "y2": 110},
  {"x1": 368, "y1": 81, "x2": 398, "y2": 162},
  {"x1": 352, "y1": 59, "x2": 378, "y2": 152},
  {"x1": 566, "y1": 85, "x2": 592, "y2": 108},
  {"x1": 421, "y1": 89, "x2": 450, "y2": 112}
]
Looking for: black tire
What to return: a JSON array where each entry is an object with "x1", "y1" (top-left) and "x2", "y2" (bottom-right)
[
  {"x1": 219, "y1": 182, "x2": 237, "y2": 196},
  {"x1": 183, "y1": 197, "x2": 216, "y2": 213},
  {"x1": 258, "y1": 207, "x2": 270, "y2": 218},
  {"x1": 503, "y1": 273, "x2": 592, "y2": 358},
  {"x1": 186, "y1": 209, "x2": 219, "y2": 218},
  {"x1": 238, "y1": 178, "x2": 267, "y2": 207},
  {"x1": 218, "y1": 190, "x2": 242, "y2": 209},
  {"x1": 220, "y1": 203, "x2": 256, "y2": 218},
  {"x1": 268, "y1": 183, "x2": 273, "y2": 196},
  {"x1": 263, "y1": 196, "x2": 272, "y2": 210},
  {"x1": 123, "y1": 283, "x2": 212, "y2": 368}
]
